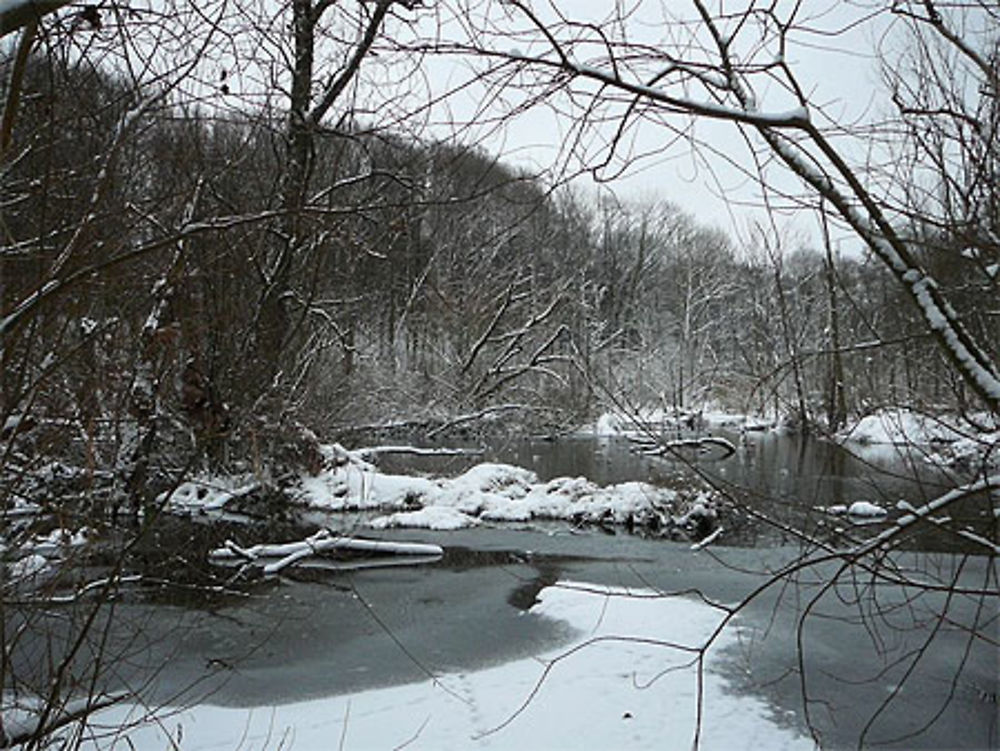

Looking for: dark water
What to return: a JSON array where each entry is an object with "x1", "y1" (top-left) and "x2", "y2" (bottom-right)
[
  {"x1": 89, "y1": 529, "x2": 998, "y2": 750},
  {"x1": 377, "y1": 430, "x2": 992, "y2": 552},
  {"x1": 14, "y1": 433, "x2": 993, "y2": 750}
]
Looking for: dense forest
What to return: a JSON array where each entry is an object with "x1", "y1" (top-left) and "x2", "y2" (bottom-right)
[
  {"x1": 4, "y1": 50, "x2": 996, "y2": 507},
  {"x1": 1, "y1": 4, "x2": 998, "y2": 748}
]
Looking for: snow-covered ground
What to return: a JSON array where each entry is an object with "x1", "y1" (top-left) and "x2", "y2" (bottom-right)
[
  {"x1": 581, "y1": 405, "x2": 998, "y2": 468},
  {"x1": 580, "y1": 407, "x2": 776, "y2": 437},
  {"x1": 84, "y1": 580, "x2": 812, "y2": 750},
  {"x1": 164, "y1": 448, "x2": 717, "y2": 534},
  {"x1": 838, "y1": 408, "x2": 967, "y2": 445},
  {"x1": 837, "y1": 407, "x2": 999, "y2": 469}
]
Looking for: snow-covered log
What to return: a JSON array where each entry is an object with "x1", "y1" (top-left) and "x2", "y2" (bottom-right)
[
  {"x1": 358, "y1": 446, "x2": 486, "y2": 459},
  {"x1": 209, "y1": 530, "x2": 444, "y2": 576},
  {"x1": 690, "y1": 526, "x2": 723, "y2": 550},
  {"x1": 632, "y1": 435, "x2": 737, "y2": 460}
]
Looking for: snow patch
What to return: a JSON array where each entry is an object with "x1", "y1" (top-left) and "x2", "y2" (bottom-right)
[
  {"x1": 839, "y1": 408, "x2": 964, "y2": 446},
  {"x1": 85, "y1": 581, "x2": 814, "y2": 750},
  {"x1": 846, "y1": 501, "x2": 887, "y2": 517},
  {"x1": 370, "y1": 506, "x2": 477, "y2": 531}
]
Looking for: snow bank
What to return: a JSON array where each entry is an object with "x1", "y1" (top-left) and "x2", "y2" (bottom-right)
[
  {"x1": 819, "y1": 501, "x2": 888, "y2": 518},
  {"x1": 293, "y1": 442, "x2": 440, "y2": 511},
  {"x1": 2, "y1": 526, "x2": 92, "y2": 592},
  {"x1": 294, "y1": 465, "x2": 438, "y2": 511},
  {"x1": 701, "y1": 408, "x2": 775, "y2": 431},
  {"x1": 839, "y1": 408, "x2": 964, "y2": 446},
  {"x1": 6, "y1": 553, "x2": 50, "y2": 585},
  {"x1": 368, "y1": 467, "x2": 705, "y2": 533},
  {"x1": 86, "y1": 581, "x2": 812, "y2": 750},
  {"x1": 161, "y1": 476, "x2": 261, "y2": 514},
  {"x1": 838, "y1": 409, "x2": 1000, "y2": 470},
  {"x1": 165, "y1": 448, "x2": 715, "y2": 536},
  {"x1": 581, "y1": 407, "x2": 775, "y2": 436}
]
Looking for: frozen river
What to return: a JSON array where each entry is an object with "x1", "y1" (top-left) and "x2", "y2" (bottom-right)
[{"x1": 85, "y1": 527, "x2": 997, "y2": 750}]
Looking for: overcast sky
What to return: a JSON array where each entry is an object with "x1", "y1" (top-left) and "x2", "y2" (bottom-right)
[
  {"x1": 7, "y1": 1, "x2": 928, "y2": 255},
  {"x1": 368, "y1": 1, "x2": 900, "y2": 255}
]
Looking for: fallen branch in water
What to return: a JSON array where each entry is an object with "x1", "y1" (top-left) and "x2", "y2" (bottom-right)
[
  {"x1": 632, "y1": 435, "x2": 737, "y2": 460},
  {"x1": 210, "y1": 530, "x2": 444, "y2": 576},
  {"x1": 690, "y1": 527, "x2": 724, "y2": 551}
]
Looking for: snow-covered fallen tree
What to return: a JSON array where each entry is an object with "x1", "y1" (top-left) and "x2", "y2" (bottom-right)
[{"x1": 209, "y1": 529, "x2": 444, "y2": 576}]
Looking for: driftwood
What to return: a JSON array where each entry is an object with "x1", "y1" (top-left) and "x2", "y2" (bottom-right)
[
  {"x1": 357, "y1": 446, "x2": 485, "y2": 459},
  {"x1": 209, "y1": 530, "x2": 444, "y2": 576},
  {"x1": 690, "y1": 526, "x2": 724, "y2": 550},
  {"x1": 631, "y1": 435, "x2": 737, "y2": 460}
]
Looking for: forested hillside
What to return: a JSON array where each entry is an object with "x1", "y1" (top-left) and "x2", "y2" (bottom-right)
[{"x1": 5, "y1": 50, "x2": 995, "y2": 498}]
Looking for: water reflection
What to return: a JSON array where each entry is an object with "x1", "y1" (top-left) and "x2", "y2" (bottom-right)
[{"x1": 374, "y1": 430, "x2": 989, "y2": 553}]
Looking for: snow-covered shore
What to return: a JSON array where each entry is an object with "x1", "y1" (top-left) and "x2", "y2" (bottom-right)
[
  {"x1": 578, "y1": 407, "x2": 776, "y2": 437},
  {"x1": 835, "y1": 407, "x2": 999, "y2": 469},
  {"x1": 579, "y1": 404, "x2": 999, "y2": 470}
]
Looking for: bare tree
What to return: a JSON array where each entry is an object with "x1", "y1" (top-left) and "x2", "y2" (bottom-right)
[
  {"x1": 398, "y1": 1, "x2": 999, "y2": 746},
  {"x1": 418, "y1": 0, "x2": 999, "y2": 413}
]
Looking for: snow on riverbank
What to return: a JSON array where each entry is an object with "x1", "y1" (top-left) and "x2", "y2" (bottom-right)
[
  {"x1": 85, "y1": 581, "x2": 812, "y2": 750},
  {"x1": 838, "y1": 408, "x2": 966, "y2": 445},
  {"x1": 165, "y1": 447, "x2": 717, "y2": 535},
  {"x1": 369, "y1": 471, "x2": 707, "y2": 532},
  {"x1": 837, "y1": 408, "x2": 999, "y2": 469},
  {"x1": 580, "y1": 407, "x2": 776, "y2": 437}
]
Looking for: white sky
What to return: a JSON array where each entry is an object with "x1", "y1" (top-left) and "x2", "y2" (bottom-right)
[
  {"x1": 370, "y1": 1, "x2": 900, "y2": 256},
  {"x1": 33, "y1": 0, "x2": 958, "y2": 257}
]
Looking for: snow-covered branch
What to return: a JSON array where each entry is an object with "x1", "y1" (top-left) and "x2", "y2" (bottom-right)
[
  {"x1": 210, "y1": 530, "x2": 444, "y2": 577},
  {"x1": 852, "y1": 474, "x2": 1000, "y2": 557}
]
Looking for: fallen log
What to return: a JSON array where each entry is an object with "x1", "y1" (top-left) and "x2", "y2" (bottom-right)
[{"x1": 209, "y1": 530, "x2": 444, "y2": 576}]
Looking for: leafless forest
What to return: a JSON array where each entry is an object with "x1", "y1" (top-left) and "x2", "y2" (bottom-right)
[{"x1": 1, "y1": 2, "x2": 997, "y2": 749}]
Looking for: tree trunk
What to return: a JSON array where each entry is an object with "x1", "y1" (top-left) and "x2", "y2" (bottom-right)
[
  {"x1": 256, "y1": 0, "x2": 315, "y2": 385},
  {"x1": 821, "y1": 208, "x2": 847, "y2": 430}
]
